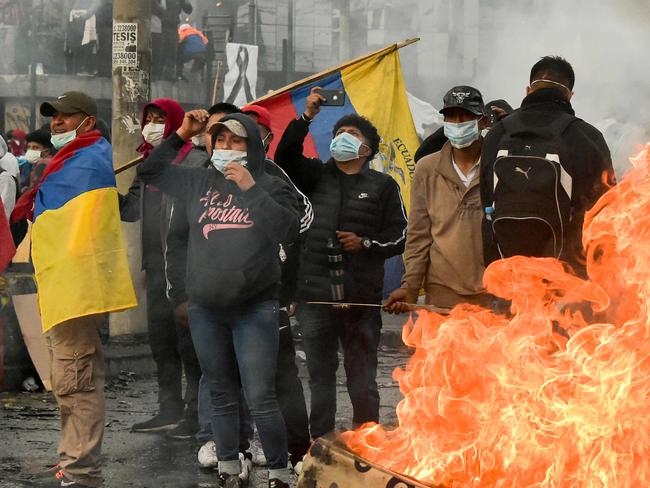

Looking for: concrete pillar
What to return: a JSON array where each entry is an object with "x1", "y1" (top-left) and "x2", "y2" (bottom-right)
[{"x1": 110, "y1": 0, "x2": 152, "y2": 336}]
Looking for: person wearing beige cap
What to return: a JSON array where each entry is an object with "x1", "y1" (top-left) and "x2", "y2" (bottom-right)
[{"x1": 138, "y1": 110, "x2": 299, "y2": 488}]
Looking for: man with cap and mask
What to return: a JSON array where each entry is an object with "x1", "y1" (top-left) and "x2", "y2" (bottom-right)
[
  {"x1": 274, "y1": 87, "x2": 407, "y2": 441},
  {"x1": 11, "y1": 91, "x2": 136, "y2": 487},
  {"x1": 384, "y1": 85, "x2": 492, "y2": 313},
  {"x1": 119, "y1": 98, "x2": 204, "y2": 439},
  {"x1": 479, "y1": 56, "x2": 614, "y2": 275},
  {"x1": 138, "y1": 109, "x2": 299, "y2": 488}
]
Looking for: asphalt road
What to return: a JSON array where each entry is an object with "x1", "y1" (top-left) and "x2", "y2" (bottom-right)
[{"x1": 0, "y1": 340, "x2": 410, "y2": 488}]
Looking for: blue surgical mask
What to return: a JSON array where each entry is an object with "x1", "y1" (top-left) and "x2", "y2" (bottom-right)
[
  {"x1": 444, "y1": 119, "x2": 480, "y2": 149},
  {"x1": 330, "y1": 132, "x2": 364, "y2": 162},
  {"x1": 210, "y1": 149, "x2": 248, "y2": 173},
  {"x1": 51, "y1": 116, "x2": 89, "y2": 150}
]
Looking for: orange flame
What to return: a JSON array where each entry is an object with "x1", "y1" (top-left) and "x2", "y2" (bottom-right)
[{"x1": 342, "y1": 144, "x2": 650, "y2": 487}]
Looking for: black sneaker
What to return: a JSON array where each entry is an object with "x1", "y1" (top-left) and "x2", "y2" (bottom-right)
[
  {"x1": 165, "y1": 417, "x2": 199, "y2": 440},
  {"x1": 268, "y1": 479, "x2": 289, "y2": 488},
  {"x1": 131, "y1": 411, "x2": 181, "y2": 433},
  {"x1": 218, "y1": 473, "x2": 243, "y2": 488}
]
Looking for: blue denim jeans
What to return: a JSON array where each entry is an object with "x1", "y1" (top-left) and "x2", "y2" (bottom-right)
[
  {"x1": 197, "y1": 374, "x2": 253, "y2": 451},
  {"x1": 188, "y1": 301, "x2": 288, "y2": 470}
]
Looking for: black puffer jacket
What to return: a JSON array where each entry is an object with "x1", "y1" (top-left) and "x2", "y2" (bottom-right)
[
  {"x1": 275, "y1": 116, "x2": 407, "y2": 303},
  {"x1": 480, "y1": 87, "x2": 615, "y2": 273}
]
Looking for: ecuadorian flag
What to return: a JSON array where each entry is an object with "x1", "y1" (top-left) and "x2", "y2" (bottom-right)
[
  {"x1": 27, "y1": 130, "x2": 137, "y2": 331},
  {"x1": 256, "y1": 40, "x2": 419, "y2": 210}
]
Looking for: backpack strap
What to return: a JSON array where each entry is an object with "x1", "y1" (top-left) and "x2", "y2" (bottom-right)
[{"x1": 501, "y1": 113, "x2": 580, "y2": 141}]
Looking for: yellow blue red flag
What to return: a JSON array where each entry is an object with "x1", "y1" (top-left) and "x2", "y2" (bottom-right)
[
  {"x1": 255, "y1": 40, "x2": 420, "y2": 210},
  {"x1": 12, "y1": 130, "x2": 137, "y2": 331}
]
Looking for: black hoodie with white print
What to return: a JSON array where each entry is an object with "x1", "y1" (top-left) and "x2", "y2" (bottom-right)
[{"x1": 138, "y1": 113, "x2": 300, "y2": 310}]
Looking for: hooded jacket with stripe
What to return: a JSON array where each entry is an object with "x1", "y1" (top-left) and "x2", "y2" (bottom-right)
[
  {"x1": 480, "y1": 88, "x2": 615, "y2": 273},
  {"x1": 138, "y1": 113, "x2": 300, "y2": 310},
  {"x1": 274, "y1": 116, "x2": 407, "y2": 303}
]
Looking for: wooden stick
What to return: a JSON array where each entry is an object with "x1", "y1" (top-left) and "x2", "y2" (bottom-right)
[
  {"x1": 306, "y1": 300, "x2": 450, "y2": 315},
  {"x1": 253, "y1": 38, "x2": 420, "y2": 103},
  {"x1": 211, "y1": 60, "x2": 223, "y2": 106},
  {"x1": 114, "y1": 155, "x2": 144, "y2": 175}
]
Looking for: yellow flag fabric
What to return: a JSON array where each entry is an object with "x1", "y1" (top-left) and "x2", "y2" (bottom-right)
[
  {"x1": 257, "y1": 42, "x2": 419, "y2": 211},
  {"x1": 341, "y1": 49, "x2": 419, "y2": 210},
  {"x1": 30, "y1": 135, "x2": 137, "y2": 331}
]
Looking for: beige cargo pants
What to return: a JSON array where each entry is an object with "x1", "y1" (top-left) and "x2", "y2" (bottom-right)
[{"x1": 45, "y1": 314, "x2": 106, "y2": 488}]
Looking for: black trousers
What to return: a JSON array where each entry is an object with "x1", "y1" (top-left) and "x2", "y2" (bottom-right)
[
  {"x1": 297, "y1": 304, "x2": 382, "y2": 438},
  {"x1": 145, "y1": 268, "x2": 201, "y2": 417},
  {"x1": 277, "y1": 310, "x2": 311, "y2": 461}
]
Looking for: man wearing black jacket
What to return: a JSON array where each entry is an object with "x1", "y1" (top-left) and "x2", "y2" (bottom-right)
[
  {"x1": 480, "y1": 56, "x2": 615, "y2": 275},
  {"x1": 274, "y1": 87, "x2": 407, "y2": 438}
]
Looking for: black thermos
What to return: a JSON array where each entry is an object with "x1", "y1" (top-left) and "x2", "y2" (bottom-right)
[{"x1": 326, "y1": 237, "x2": 345, "y2": 301}]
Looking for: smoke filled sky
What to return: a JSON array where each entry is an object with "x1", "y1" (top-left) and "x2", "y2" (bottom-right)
[
  {"x1": 392, "y1": 0, "x2": 650, "y2": 127},
  {"x1": 475, "y1": 0, "x2": 650, "y2": 125}
]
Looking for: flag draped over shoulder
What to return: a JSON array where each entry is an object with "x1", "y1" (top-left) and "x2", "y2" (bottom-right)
[
  {"x1": 12, "y1": 130, "x2": 137, "y2": 332},
  {"x1": 255, "y1": 41, "x2": 420, "y2": 210}
]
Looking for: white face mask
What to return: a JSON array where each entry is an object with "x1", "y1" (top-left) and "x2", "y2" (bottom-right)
[
  {"x1": 142, "y1": 122, "x2": 165, "y2": 146},
  {"x1": 25, "y1": 149, "x2": 43, "y2": 163},
  {"x1": 210, "y1": 149, "x2": 247, "y2": 173},
  {"x1": 51, "y1": 116, "x2": 89, "y2": 150}
]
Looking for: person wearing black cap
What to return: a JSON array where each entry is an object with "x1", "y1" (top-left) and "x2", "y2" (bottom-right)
[
  {"x1": 413, "y1": 97, "x2": 514, "y2": 164},
  {"x1": 384, "y1": 85, "x2": 493, "y2": 312}
]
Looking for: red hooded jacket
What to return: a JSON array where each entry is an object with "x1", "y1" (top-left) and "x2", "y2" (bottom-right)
[{"x1": 137, "y1": 98, "x2": 192, "y2": 161}]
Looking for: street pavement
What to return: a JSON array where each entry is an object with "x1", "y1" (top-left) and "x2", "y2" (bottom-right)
[{"x1": 0, "y1": 313, "x2": 412, "y2": 488}]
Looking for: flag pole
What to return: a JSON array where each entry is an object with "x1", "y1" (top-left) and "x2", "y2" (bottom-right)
[
  {"x1": 211, "y1": 60, "x2": 223, "y2": 105},
  {"x1": 254, "y1": 37, "x2": 419, "y2": 103},
  {"x1": 114, "y1": 155, "x2": 144, "y2": 175}
]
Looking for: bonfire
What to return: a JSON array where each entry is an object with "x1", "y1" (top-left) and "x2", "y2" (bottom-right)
[{"x1": 341, "y1": 144, "x2": 650, "y2": 487}]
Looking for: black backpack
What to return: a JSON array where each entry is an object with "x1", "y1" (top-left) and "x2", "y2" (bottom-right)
[
  {"x1": 490, "y1": 114, "x2": 578, "y2": 260},
  {"x1": 0, "y1": 168, "x2": 28, "y2": 247}
]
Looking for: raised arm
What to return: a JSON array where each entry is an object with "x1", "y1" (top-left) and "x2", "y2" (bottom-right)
[
  {"x1": 274, "y1": 87, "x2": 327, "y2": 194},
  {"x1": 137, "y1": 110, "x2": 208, "y2": 199}
]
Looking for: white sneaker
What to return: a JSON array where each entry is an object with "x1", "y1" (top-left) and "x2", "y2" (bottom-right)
[
  {"x1": 247, "y1": 444, "x2": 267, "y2": 466},
  {"x1": 239, "y1": 452, "x2": 252, "y2": 482},
  {"x1": 198, "y1": 440, "x2": 219, "y2": 468}
]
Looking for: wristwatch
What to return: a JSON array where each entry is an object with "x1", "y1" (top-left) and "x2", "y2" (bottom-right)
[{"x1": 361, "y1": 237, "x2": 372, "y2": 250}]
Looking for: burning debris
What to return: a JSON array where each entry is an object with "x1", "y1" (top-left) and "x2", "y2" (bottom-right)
[{"x1": 341, "y1": 146, "x2": 650, "y2": 486}]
